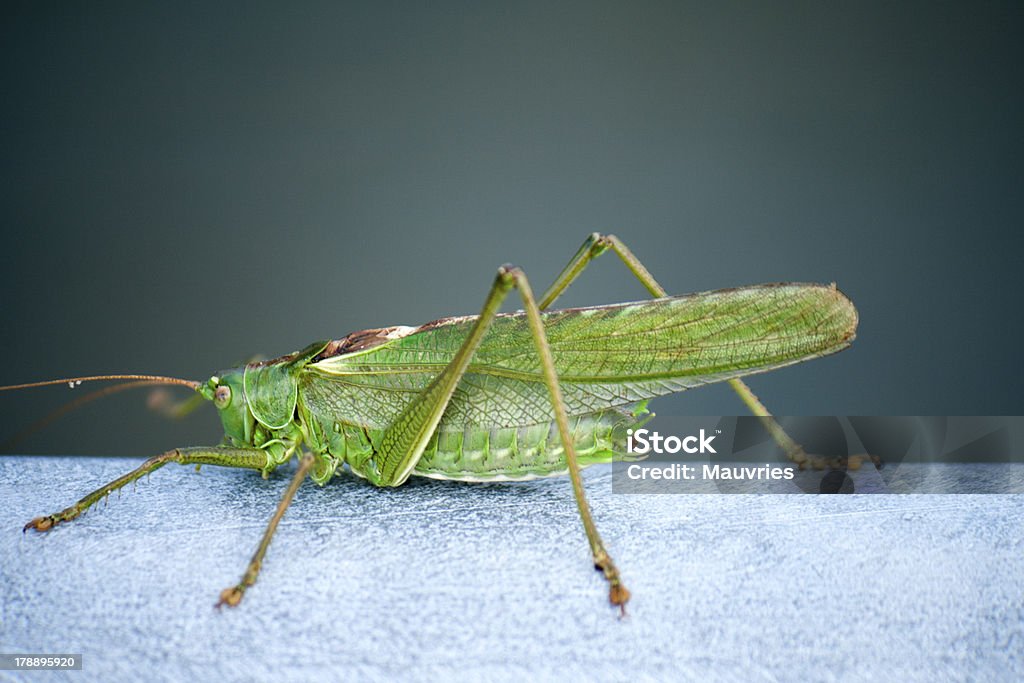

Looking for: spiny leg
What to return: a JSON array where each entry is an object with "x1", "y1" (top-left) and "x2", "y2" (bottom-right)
[
  {"x1": 24, "y1": 447, "x2": 270, "y2": 532},
  {"x1": 511, "y1": 267, "x2": 630, "y2": 612},
  {"x1": 539, "y1": 233, "x2": 817, "y2": 468},
  {"x1": 217, "y1": 453, "x2": 315, "y2": 608},
  {"x1": 370, "y1": 266, "x2": 629, "y2": 612}
]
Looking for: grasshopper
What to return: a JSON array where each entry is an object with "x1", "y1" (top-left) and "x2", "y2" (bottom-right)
[{"x1": 4, "y1": 234, "x2": 858, "y2": 613}]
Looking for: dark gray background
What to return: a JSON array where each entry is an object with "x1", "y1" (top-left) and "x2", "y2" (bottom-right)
[{"x1": 3, "y1": 1, "x2": 1022, "y2": 456}]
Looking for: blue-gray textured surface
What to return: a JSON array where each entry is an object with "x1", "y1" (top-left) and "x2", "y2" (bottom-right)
[{"x1": 1, "y1": 456, "x2": 1021, "y2": 682}]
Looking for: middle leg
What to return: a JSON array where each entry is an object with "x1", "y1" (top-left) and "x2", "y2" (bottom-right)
[
  {"x1": 369, "y1": 265, "x2": 630, "y2": 611},
  {"x1": 217, "y1": 453, "x2": 316, "y2": 608}
]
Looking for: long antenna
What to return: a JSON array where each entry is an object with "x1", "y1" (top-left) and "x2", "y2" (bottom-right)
[
  {"x1": 0, "y1": 374, "x2": 201, "y2": 392},
  {"x1": 1, "y1": 380, "x2": 168, "y2": 451}
]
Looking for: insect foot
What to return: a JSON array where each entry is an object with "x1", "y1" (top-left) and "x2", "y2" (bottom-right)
[
  {"x1": 795, "y1": 452, "x2": 883, "y2": 471},
  {"x1": 216, "y1": 586, "x2": 245, "y2": 609},
  {"x1": 216, "y1": 562, "x2": 261, "y2": 609},
  {"x1": 23, "y1": 508, "x2": 80, "y2": 533},
  {"x1": 593, "y1": 550, "x2": 631, "y2": 616},
  {"x1": 23, "y1": 516, "x2": 56, "y2": 532},
  {"x1": 609, "y1": 583, "x2": 631, "y2": 614}
]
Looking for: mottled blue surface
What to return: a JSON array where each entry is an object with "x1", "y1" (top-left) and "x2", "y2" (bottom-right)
[{"x1": 1, "y1": 457, "x2": 1021, "y2": 682}]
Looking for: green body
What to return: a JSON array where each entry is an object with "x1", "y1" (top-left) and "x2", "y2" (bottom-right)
[
  {"x1": 20, "y1": 234, "x2": 862, "y2": 610},
  {"x1": 202, "y1": 283, "x2": 858, "y2": 487}
]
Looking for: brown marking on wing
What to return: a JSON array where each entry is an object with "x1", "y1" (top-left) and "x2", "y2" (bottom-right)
[
  {"x1": 313, "y1": 326, "x2": 416, "y2": 361},
  {"x1": 415, "y1": 314, "x2": 477, "y2": 331},
  {"x1": 247, "y1": 349, "x2": 307, "y2": 368}
]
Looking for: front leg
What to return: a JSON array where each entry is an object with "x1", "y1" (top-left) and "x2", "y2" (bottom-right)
[{"x1": 24, "y1": 447, "x2": 271, "y2": 532}]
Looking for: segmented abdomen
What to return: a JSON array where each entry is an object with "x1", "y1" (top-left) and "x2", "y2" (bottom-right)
[
  {"x1": 412, "y1": 408, "x2": 637, "y2": 481},
  {"x1": 316, "y1": 408, "x2": 640, "y2": 482}
]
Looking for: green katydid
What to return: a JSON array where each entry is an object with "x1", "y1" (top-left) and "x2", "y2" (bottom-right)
[{"x1": 3, "y1": 234, "x2": 858, "y2": 613}]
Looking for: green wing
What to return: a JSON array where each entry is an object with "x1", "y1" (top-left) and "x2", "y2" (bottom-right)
[{"x1": 300, "y1": 283, "x2": 857, "y2": 430}]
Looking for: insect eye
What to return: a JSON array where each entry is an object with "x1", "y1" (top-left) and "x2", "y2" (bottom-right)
[{"x1": 214, "y1": 385, "x2": 232, "y2": 408}]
